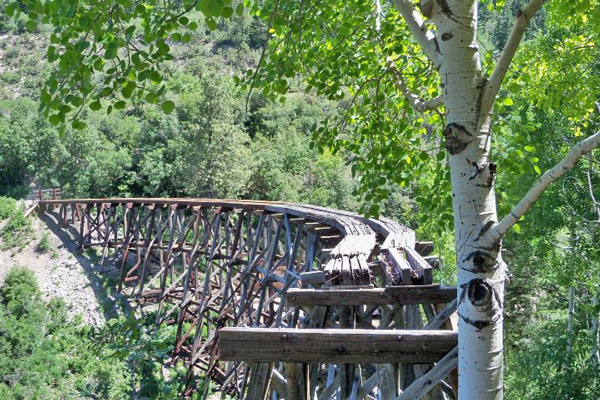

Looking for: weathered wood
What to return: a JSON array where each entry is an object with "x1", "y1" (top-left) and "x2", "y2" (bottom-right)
[
  {"x1": 404, "y1": 246, "x2": 434, "y2": 285},
  {"x1": 415, "y1": 241, "x2": 434, "y2": 257},
  {"x1": 39, "y1": 197, "x2": 453, "y2": 398},
  {"x1": 219, "y1": 328, "x2": 457, "y2": 364},
  {"x1": 339, "y1": 305, "x2": 355, "y2": 398},
  {"x1": 286, "y1": 286, "x2": 456, "y2": 306},
  {"x1": 382, "y1": 248, "x2": 412, "y2": 284},
  {"x1": 424, "y1": 299, "x2": 458, "y2": 330},
  {"x1": 245, "y1": 362, "x2": 273, "y2": 400},
  {"x1": 424, "y1": 255, "x2": 440, "y2": 269},
  {"x1": 396, "y1": 347, "x2": 458, "y2": 400},
  {"x1": 300, "y1": 270, "x2": 326, "y2": 286},
  {"x1": 24, "y1": 202, "x2": 39, "y2": 218},
  {"x1": 285, "y1": 363, "x2": 308, "y2": 400}
]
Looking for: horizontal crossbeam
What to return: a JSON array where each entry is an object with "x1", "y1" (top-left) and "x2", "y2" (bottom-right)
[
  {"x1": 286, "y1": 285, "x2": 456, "y2": 306},
  {"x1": 219, "y1": 327, "x2": 457, "y2": 363}
]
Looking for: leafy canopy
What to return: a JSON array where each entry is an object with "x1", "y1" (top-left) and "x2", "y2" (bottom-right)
[{"x1": 4, "y1": 0, "x2": 599, "y2": 221}]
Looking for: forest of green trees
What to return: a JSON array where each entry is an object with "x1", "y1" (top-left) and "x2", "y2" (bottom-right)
[{"x1": 0, "y1": 0, "x2": 599, "y2": 398}]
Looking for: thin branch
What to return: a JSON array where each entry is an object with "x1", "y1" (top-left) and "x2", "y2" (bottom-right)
[
  {"x1": 480, "y1": 0, "x2": 545, "y2": 118},
  {"x1": 391, "y1": 66, "x2": 444, "y2": 112},
  {"x1": 245, "y1": 0, "x2": 280, "y2": 110},
  {"x1": 488, "y1": 130, "x2": 600, "y2": 242},
  {"x1": 375, "y1": 0, "x2": 382, "y2": 31},
  {"x1": 391, "y1": 0, "x2": 439, "y2": 63}
]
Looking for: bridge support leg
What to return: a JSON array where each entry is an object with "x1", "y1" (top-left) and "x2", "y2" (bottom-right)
[
  {"x1": 340, "y1": 305, "x2": 356, "y2": 399},
  {"x1": 245, "y1": 362, "x2": 273, "y2": 400},
  {"x1": 285, "y1": 363, "x2": 308, "y2": 400}
]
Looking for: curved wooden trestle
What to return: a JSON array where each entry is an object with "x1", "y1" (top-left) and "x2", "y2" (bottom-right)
[{"x1": 38, "y1": 198, "x2": 458, "y2": 399}]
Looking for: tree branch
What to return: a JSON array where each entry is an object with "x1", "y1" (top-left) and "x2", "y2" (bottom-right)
[
  {"x1": 586, "y1": 154, "x2": 600, "y2": 224},
  {"x1": 391, "y1": 66, "x2": 444, "y2": 112},
  {"x1": 480, "y1": 0, "x2": 545, "y2": 117},
  {"x1": 391, "y1": 0, "x2": 440, "y2": 63},
  {"x1": 488, "y1": 130, "x2": 600, "y2": 242}
]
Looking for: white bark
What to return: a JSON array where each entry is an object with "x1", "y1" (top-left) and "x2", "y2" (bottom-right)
[
  {"x1": 391, "y1": 0, "x2": 440, "y2": 64},
  {"x1": 592, "y1": 298, "x2": 600, "y2": 367},
  {"x1": 421, "y1": 1, "x2": 506, "y2": 399},
  {"x1": 567, "y1": 287, "x2": 575, "y2": 357},
  {"x1": 489, "y1": 130, "x2": 600, "y2": 242},
  {"x1": 391, "y1": 67, "x2": 444, "y2": 112}
]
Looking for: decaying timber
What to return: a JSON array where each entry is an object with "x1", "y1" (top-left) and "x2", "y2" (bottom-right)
[{"x1": 38, "y1": 198, "x2": 458, "y2": 399}]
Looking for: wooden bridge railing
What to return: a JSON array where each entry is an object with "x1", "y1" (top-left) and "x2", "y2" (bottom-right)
[
  {"x1": 28, "y1": 187, "x2": 62, "y2": 201},
  {"x1": 37, "y1": 198, "x2": 457, "y2": 399}
]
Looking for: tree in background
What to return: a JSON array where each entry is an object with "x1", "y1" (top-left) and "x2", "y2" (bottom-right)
[{"x1": 5, "y1": 0, "x2": 600, "y2": 397}]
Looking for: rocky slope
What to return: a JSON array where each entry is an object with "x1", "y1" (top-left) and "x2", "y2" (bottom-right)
[{"x1": 0, "y1": 211, "x2": 129, "y2": 326}]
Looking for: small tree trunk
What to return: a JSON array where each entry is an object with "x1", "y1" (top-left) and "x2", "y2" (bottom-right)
[
  {"x1": 590, "y1": 295, "x2": 599, "y2": 367},
  {"x1": 431, "y1": 1, "x2": 505, "y2": 398},
  {"x1": 567, "y1": 287, "x2": 575, "y2": 358}
]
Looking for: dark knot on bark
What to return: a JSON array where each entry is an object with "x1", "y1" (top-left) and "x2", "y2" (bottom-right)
[
  {"x1": 464, "y1": 250, "x2": 498, "y2": 273},
  {"x1": 468, "y1": 279, "x2": 492, "y2": 307},
  {"x1": 444, "y1": 123, "x2": 473, "y2": 155},
  {"x1": 469, "y1": 161, "x2": 497, "y2": 188}
]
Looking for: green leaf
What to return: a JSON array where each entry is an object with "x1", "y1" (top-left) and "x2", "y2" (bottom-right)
[
  {"x1": 150, "y1": 71, "x2": 162, "y2": 84},
  {"x1": 122, "y1": 81, "x2": 135, "y2": 99},
  {"x1": 507, "y1": 83, "x2": 520, "y2": 93},
  {"x1": 5, "y1": 3, "x2": 15, "y2": 17},
  {"x1": 513, "y1": 223, "x2": 521, "y2": 234},
  {"x1": 533, "y1": 165, "x2": 541, "y2": 174},
  {"x1": 89, "y1": 101, "x2": 102, "y2": 111},
  {"x1": 71, "y1": 121, "x2": 87, "y2": 130},
  {"x1": 235, "y1": 3, "x2": 244, "y2": 16},
  {"x1": 206, "y1": 18, "x2": 217, "y2": 31},
  {"x1": 198, "y1": 0, "x2": 225, "y2": 18},
  {"x1": 25, "y1": 20, "x2": 37, "y2": 31},
  {"x1": 114, "y1": 100, "x2": 126, "y2": 110},
  {"x1": 222, "y1": 6, "x2": 234, "y2": 18},
  {"x1": 524, "y1": 145, "x2": 535, "y2": 153},
  {"x1": 49, "y1": 114, "x2": 61, "y2": 126},
  {"x1": 71, "y1": 96, "x2": 83, "y2": 107},
  {"x1": 161, "y1": 100, "x2": 175, "y2": 114},
  {"x1": 503, "y1": 98, "x2": 514, "y2": 106}
]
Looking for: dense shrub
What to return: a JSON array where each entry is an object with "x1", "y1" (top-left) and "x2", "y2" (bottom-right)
[
  {"x1": 0, "y1": 267, "x2": 191, "y2": 399},
  {"x1": 1, "y1": 205, "x2": 31, "y2": 250},
  {"x1": 0, "y1": 196, "x2": 16, "y2": 220}
]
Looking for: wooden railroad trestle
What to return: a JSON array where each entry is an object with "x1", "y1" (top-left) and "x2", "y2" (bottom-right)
[{"x1": 38, "y1": 198, "x2": 458, "y2": 400}]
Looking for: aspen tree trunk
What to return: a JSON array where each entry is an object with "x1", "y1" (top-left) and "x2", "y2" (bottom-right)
[
  {"x1": 429, "y1": 1, "x2": 505, "y2": 398},
  {"x1": 394, "y1": 0, "x2": 598, "y2": 398},
  {"x1": 591, "y1": 295, "x2": 600, "y2": 367},
  {"x1": 567, "y1": 287, "x2": 575, "y2": 358}
]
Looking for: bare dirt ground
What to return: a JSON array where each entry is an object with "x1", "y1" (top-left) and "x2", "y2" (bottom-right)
[{"x1": 0, "y1": 210, "x2": 131, "y2": 326}]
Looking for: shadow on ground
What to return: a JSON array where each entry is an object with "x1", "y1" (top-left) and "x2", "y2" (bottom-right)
[{"x1": 39, "y1": 210, "x2": 133, "y2": 320}]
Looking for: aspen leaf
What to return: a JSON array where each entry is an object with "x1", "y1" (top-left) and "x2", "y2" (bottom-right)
[
  {"x1": 161, "y1": 100, "x2": 175, "y2": 114},
  {"x1": 206, "y1": 18, "x2": 217, "y2": 30},
  {"x1": 503, "y1": 98, "x2": 514, "y2": 106}
]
